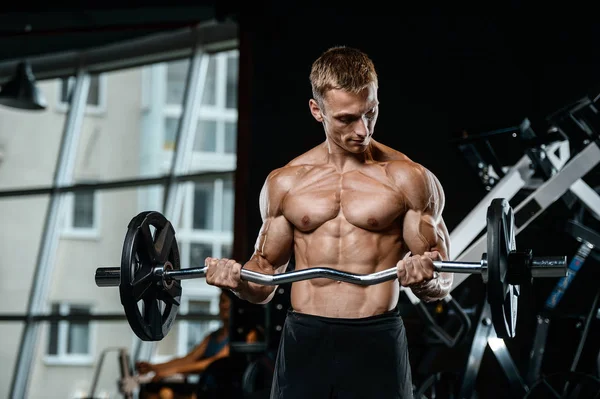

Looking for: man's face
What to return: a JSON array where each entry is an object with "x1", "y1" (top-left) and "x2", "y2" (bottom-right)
[{"x1": 310, "y1": 82, "x2": 379, "y2": 154}]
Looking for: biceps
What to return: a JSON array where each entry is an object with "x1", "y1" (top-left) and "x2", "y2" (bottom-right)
[
  {"x1": 402, "y1": 210, "x2": 449, "y2": 260},
  {"x1": 251, "y1": 215, "x2": 294, "y2": 271}
]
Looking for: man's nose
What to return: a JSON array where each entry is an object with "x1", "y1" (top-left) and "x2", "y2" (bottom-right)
[{"x1": 355, "y1": 118, "x2": 369, "y2": 137}]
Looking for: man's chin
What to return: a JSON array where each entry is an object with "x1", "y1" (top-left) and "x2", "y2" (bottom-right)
[{"x1": 346, "y1": 143, "x2": 369, "y2": 153}]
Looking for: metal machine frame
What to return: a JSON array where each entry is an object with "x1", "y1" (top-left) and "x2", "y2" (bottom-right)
[{"x1": 446, "y1": 95, "x2": 600, "y2": 398}]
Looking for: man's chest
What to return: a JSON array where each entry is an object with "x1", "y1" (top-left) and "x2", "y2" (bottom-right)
[{"x1": 282, "y1": 170, "x2": 406, "y2": 232}]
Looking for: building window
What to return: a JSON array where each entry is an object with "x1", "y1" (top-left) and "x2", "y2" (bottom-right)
[
  {"x1": 73, "y1": 189, "x2": 95, "y2": 228},
  {"x1": 57, "y1": 73, "x2": 106, "y2": 114},
  {"x1": 185, "y1": 299, "x2": 214, "y2": 353},
  {"x1": 163, "y1": 51, "x2": 238, "y2": 154},
  {"x1": 46, "y1": 303, "x2": 93, "y2": 364},
  {"x1": 62, "y1": 185, "x2": 100, "y2": 239}
]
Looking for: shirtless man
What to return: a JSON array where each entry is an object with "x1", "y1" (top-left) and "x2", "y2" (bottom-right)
[{"x1": 205, "y1": 46, "x2": 453, "y2": 399}]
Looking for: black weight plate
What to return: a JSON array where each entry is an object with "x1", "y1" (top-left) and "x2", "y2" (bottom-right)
[
  {"x1": 120, "y1": 211, "x2": 181, "y2": 341},
  {"x1": 487, "y1": 198, "x2": 519, "y2": 339}
]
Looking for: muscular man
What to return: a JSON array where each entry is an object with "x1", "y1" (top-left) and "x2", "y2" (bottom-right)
[{"x1": 205, "y1": 46, "x2": 453, "y2": 399}]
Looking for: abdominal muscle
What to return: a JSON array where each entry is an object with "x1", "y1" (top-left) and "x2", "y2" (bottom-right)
[{"x1": 289, "y1": 222, "x2": 404, "y2": 318}]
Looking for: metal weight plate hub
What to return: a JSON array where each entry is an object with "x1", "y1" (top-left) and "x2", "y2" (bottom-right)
[
  {"x1": 487, "y1": 198, "x2": 519, "y2": 339},
  {"x1": 119, "y1": 211, "x2": 182, "y2": 341}
]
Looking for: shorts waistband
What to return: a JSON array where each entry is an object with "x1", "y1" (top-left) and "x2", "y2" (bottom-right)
[{"x1": 287, "y1": 307, "x2": 401, "y2": 327}]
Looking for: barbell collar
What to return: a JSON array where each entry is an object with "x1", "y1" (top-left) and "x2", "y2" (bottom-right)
[
  {"x1": 96, "y1": 267, "x2": 121, "y2": 287},
  {"x1": 530, "y1": 256, "x2": 568, "y2": 278},
  {"x1": 433, "y1": 260, "x2": 484, "y2": 274}
]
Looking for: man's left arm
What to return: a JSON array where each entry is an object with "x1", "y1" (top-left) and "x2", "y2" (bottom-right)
[{"x1": 396, "y1": 163, "x2": 454, "y2": 302}]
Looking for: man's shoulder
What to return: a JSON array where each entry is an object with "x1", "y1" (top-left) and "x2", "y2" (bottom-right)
[{"x1": 286, "y1": 143, "x2": 326, "y2": 167}]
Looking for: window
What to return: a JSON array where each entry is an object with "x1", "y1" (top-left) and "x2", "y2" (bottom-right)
[
  {"x1": 162, "y1": 51, "x2": 238, "y2": 156},
  {"x1": 46, "y1": 303, "x2": 93, "y2": 365},
  {"x1": 57, "y1": 74, "x2": 106, "y2": 114},
  {"x1": 185, "y1": 299, "x2": 214, "y2": 353},
  {"x1": 175, "y1": 295, "x2": 222, "y2": 357},
  {"x1": 62, "y1": 186, "x2": 100, "y2": 239}
]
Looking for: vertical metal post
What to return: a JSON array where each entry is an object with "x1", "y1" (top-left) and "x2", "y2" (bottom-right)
[
  {"x1": 164, "y1": 44, "x2": 209, "y2": 220},
  {"x1": 9, "y1": 70, "x2": 90, "y2": 399}
]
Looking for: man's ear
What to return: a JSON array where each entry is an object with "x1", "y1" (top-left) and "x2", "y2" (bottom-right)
[{"x1": 309, "y1": 99, "x2": 323, "y2": 122}]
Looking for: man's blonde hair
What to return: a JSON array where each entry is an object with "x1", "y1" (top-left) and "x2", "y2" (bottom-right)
[{"x1": 310, "y1": 46, "x2": 378, "y2": 107}]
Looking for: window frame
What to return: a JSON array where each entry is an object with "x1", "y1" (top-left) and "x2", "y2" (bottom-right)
[
  {"x1": 55, "y1": 73, "x2": 108, "y2": 116},
  {"x1": 44, "y1": 302, "x2": 96, "y2": 366},
  {"x1": 61, "y1": 186, "x2": 101, "y2": 240}
]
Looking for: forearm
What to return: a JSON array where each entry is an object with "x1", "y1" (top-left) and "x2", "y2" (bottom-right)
[
  {"x1": 152, "y1": 357, "x2": 187, "y2": 372},
  {"x1": 233, "y1": 258, "x2": 278, "y2": 304},
  {"x1": 410, "y1": 272, "x2": 453, "y2": 302}
]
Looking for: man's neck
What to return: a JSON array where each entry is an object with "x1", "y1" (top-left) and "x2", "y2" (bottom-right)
[{"x1": 324, "y1": 141, "x2": 374, "y2": 171}]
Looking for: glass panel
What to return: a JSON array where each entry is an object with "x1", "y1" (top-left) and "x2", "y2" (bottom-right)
[
  {"x1": 194, "y1": 119, "x2": 217, "y2": 152},
  {"x1": 0, "y1": 194, "x2": 49, "y2": 313},
  {"x1": 28, "y1": 321, "x2": 135, "y2": 399},
  {"x1": 67, "y1": 305, "x2": 91, "y2": 354},
  {"x1": 221, "y1": 243, "x2": 232, "y2": 259},
  {"x1": 73, "y1": 63, "x2": 185, "y2": 182},
  {"x1": 0, "y1": 80, "x2": 67, "y2": 190},
  {"x1": 166, "y1": 59, "x2": 190, "y2": 105},
  {"x1": 0, "y1": 323, "x2": 24, "y2": 399},
  {"x1": 60, "y1": 78, "x2": 70, "y2": 103},
  {"x1": 201, "y1": 56, "x2": 217, "y2": 106},
  {"x1": 224, "y1": 121, "x2": 237, "y2": 154},
  {"x1": 164, "y1": 116, "x2": 179, "y2": 150},
  {"x1": 190, "y1": 242, "x2": 213, "y2": 267},
  {"x1": 87, "y1": 75, "x2": 100, "y2": 106},
  {"x1": 60, "y1": 75, "x2": 101, "y2": 106},
  {"x1": 221, "y1": 177, "x2": 234, "y2": 232},
  {"x1": 193, "y1": 182, "x2": 214, "y2": 230},
  {"x1": 226, "y1": 53, "x2": 238, "y2": 109},
  {"x1": 73, "y1": 189, "x2": 95, "y2": 228},
  {"x1": 47, "y1": 303, "x2": 60, "y2": 355},
  {"x1": 186, "y1": 300, "x2": 212, "y2": 352}
]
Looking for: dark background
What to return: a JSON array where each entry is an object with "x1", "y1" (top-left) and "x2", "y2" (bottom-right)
[{"x1": 233, "y1": 10, "x2": 600, "y2": 397}]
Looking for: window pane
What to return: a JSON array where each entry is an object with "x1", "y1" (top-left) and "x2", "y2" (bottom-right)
[
  {"x1": 164, "y1": 117, "x2": 179, "y2": 150},
  {"x1": 222, "y1": 178, "x2": 234, "y2": 232},
  {"x1": 67, "y1": 322, "x2": 89, "y2": 354},
  {"x1": 0, "y1": 80, "x2": 67, "y2": 190},
  {"x1": 87, "y1": 75, "x2": 100, "y2": 106},
  {"x1": 187, "y1": 300, "x2": 212, "y2": 352},
  {"x1": 194, "y1": 119, "x2": 217, "y2": 152},
  {"x1": 190, "y1": 243, "x2": 213, "y2": 268},
  {"x1": 0, "y1": 195, "x2": 49, "y2": 313},
  {"x1": 201, "y1": 56, "x2": 217, "y2": 106},
  {"x1": 67, "y1": 305, "x2": 90, "y2": 354},
  {"x1": 60, "y1": 78, "x2": 70, "y2": 103},
  {"x1": 224, "y1": 121, "x2": 237, "y2": 154},
  {"x1": 73, "y1": 190, "x2": 95, "y2": 228},
  {"x1": 221, "y1": 244, "x2": 232, "y2": 259},
  {"x1": 47, "y1": 303, "x2": 60, "y2": 355},
  {"x1": 0, "y1": 324, "x2": 24, "y2": 399},
  {"x1": 75, "y1": 64, "x2": 181, "y2": 182},
  {"x1": 60, "y1": 75, "x2": 101, "y2": 106},
  {"x1": 193, "y1": 182, "x2": 214, "y2": 230},
  {"x1": 166, "y1": 59, "x2": 189, "y2": 105},
  {"x1": 226, "y1": 53, "x2": 238, "y2": 109}
]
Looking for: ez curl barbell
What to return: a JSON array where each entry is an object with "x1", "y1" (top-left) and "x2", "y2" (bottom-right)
[{"x1": 95, "y1": 198, "x2": 566, "y2": 341}]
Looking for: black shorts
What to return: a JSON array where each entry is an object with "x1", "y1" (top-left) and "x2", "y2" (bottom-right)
[{"x1": 270, "y1": 308, "x2": 414, "y2": 399}]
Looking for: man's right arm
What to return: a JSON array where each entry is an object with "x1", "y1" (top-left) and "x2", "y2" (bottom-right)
[{"x1": 205, "y1": 168, "x2": 295, "y2": 304}]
